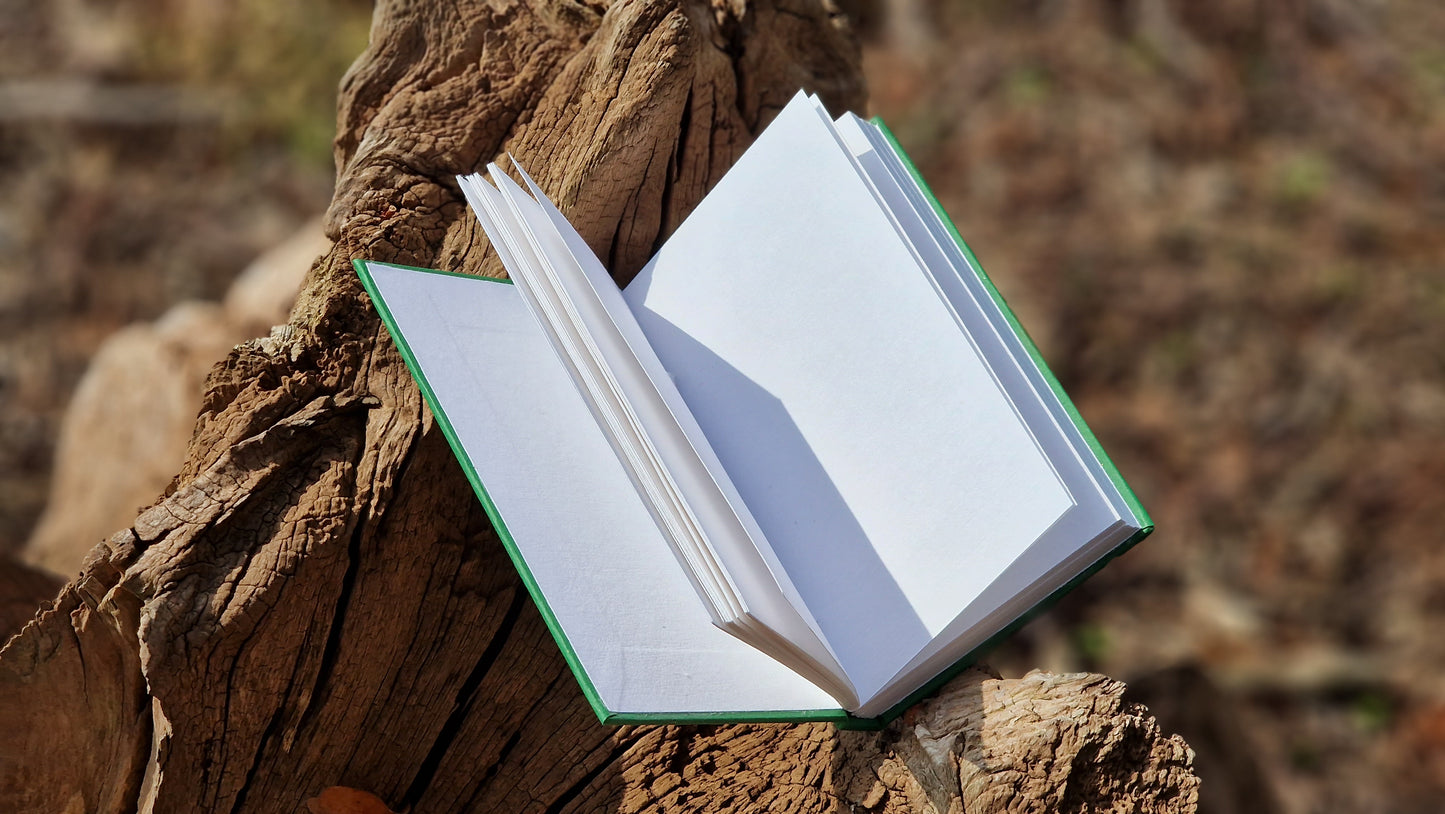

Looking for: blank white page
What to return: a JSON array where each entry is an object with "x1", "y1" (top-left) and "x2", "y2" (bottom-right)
[
  {"x1": 846, "y1": 112, "x2": 1137, "y2": 527},
  {"x1": 363, "y1": 262, "x2": 837, "y2": 715},
  {"x1": 622, "y1": 96, "x2": 1076, "y2": 701}
]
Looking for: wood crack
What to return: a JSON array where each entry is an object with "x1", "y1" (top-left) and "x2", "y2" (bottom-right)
[
  {"x1": 541, "y1": 740, "x2": 632, "y2": 814},
  {"x1": 400, "y1": 585, "x2": 528, "y2": 808},
  {"x1": 227, "y1": 703, "x2": 287, "y2": 814},
  {"x1": 289, "y1": 488, "x2": 368, "y2": 739}
]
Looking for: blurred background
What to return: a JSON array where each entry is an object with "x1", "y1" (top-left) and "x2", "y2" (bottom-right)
[{"x1": 1, "y1": 1, "x2": 1442, "y2": 811}]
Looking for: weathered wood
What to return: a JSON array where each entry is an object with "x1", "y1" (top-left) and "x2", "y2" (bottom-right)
[{"x1": 0, "y1": 0, "x2": 1198, "y2": 811}]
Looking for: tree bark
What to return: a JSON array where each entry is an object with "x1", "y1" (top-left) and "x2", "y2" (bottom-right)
[{"x1": 0, "y1": 0, "x2": 1199, "y2": 811}]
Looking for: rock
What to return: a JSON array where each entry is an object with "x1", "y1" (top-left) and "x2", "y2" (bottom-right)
[{"x1": 21, "y1": 220, "x2": 327, "y2": 578}]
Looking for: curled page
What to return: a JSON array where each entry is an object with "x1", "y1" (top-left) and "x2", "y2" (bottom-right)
[{"x1": 459, "y1": 165, "x2": 857, "y2": 709}]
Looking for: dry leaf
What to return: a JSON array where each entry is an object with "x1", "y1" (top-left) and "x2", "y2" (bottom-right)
[{"x1": 305, "y1": 786, "x2": 398, "y2": 814}]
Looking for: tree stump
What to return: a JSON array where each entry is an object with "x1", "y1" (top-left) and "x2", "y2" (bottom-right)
[{"x1": 0, "y1": 0, "x2": 1199, "y2": 811}]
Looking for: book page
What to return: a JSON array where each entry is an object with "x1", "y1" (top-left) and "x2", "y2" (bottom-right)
[
  {"x1": 461, "y1": 168, "x2": 857, "y2": 706},
  {"x1": 842, "y1": 111, "x2": 1139, "y2": 528},
  {"x1": 359, "y1": 262, "x2": 840, "y2": 716},
  {"x1": 462, "y1": 171, "x2": 744, "y2": 622},
  {"x1": 623, "y1": 94, "x2": 1077, "y2": 702},
  {"x1": 820, "y1": 110, "x2": 1143, "y2": 716},
  {"x1": 825, "y1": 110, "x2": 1130, "y2": 599}
]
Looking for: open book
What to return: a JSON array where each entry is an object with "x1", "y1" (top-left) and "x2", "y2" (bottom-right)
[{"x1": 353, "y1": 92, "x2": 1152, "y2": 726}]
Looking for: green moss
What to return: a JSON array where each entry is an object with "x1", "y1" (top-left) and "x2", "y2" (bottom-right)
[
  {"x1": 1288, "y1": 739, "x2": 1323, "y2": 772},
  {"x1": 1273, "y1": 151, "x2": 1334, "y2": 212},
  {"x1": 133, "y1": 0, "x2": 372, "y2": 169},
  {"x1": 1004, "y1": 65, "x2": 1053, "y2": 107},
  {"x1": 1071, "y1": 622, "x2": 1111, "y2": 663},
  {"x1": 1350, "y1": 690, "x2": 1394, "y2": 734},
  {"x1": 1312, "y1": 264, "x2": 1365, "y2": 306},
  {"x1": 1408, "y1": 47, "x2": 1445, "y2": 100}
]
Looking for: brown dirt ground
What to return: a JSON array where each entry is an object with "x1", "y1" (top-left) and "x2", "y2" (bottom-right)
[{"x1": 2, "y1": 1, "x2": 1442, "y2": 811}]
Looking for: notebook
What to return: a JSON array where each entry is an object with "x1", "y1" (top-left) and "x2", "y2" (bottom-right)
[{"x1": 353, "y1": 91, "x2": 1151, "y2": 727}]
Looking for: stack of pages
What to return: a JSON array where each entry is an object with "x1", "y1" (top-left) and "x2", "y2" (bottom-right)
[{"x1": 354, "y1": 91, "x2": 1152, "y2": 726}]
